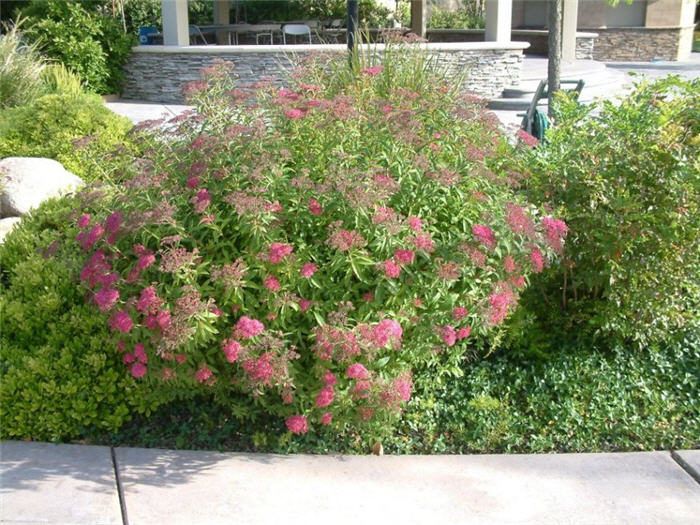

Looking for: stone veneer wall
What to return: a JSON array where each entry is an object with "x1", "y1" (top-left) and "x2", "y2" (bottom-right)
[
  {"x1": 426, "y1": 29, "x2": 598, "y2": 60},
  {"x1": 122, "y1": 42, "x2": 528, "y2": 103},
  {"x1": 582, "y1": 26, "x2": 694, "y2": 61}
]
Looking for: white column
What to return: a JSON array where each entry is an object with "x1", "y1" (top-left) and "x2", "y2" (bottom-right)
[
  {"x1": 162, "y1": 0, "x2": 189, "y2": 46},
  {"x1": 213, "y1": 0, "x2": 230, "y2": 44},
  {"x1": 410, "y1": 1, "x2": 426, "y2": 38},
  {"x1": 562, "y1": 0, "x2": 579, "y2": 61},
  {"x1": 485, "y1": 0, "x2": 513, "y2": 42}
]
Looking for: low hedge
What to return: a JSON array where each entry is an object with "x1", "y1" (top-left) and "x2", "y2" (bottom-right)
[{"x1": 0, "y1": 197, "x2": 166, "y2": 442}]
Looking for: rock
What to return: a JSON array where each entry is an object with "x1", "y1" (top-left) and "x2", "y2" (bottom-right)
[
  {"x1": 0, "y1": 216, "x2": 21, "y2": 243},
  {"x1": 0, "y1": 157, "x2": 84, "y2": 218}
]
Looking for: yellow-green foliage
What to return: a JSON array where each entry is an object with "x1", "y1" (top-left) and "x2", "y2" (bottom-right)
[
  {"x1": 0, "y1": 197, "x2": 166, "y2": 441},
  {"x1": 0, "y1": 93, "x2": 133, "y2": 181}
]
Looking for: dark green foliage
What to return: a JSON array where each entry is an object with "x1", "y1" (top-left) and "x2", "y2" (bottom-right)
[
  {"x1": 519, "y1": 76, "x2": 700, "y2": 348},
  {"x1": 0, "y1": 92, "x2": 134, "y2": 181},
  {"x1": 22, "y1": 0, "x2": 135, "y2": 94},
  {"x1": 88, "y1": 334, "x2": 699, "y2": 453},
  {"x1": 0, "y1": 198, "x2": 165, "y2": 441}
]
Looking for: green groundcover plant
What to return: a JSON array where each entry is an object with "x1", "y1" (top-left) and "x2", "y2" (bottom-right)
[
  {"x1": 519, "y1": 76, "x2": 700, "y2": 349},
  {"x1": 88, "y1": 330, "x2": 699, "y2": 453},
  {"x1": 64, "y1": 42, "x2": 564, "y2": 441}
]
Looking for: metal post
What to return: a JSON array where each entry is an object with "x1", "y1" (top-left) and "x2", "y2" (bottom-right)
[{"x1": 347, "y1": 0, "x2": 359, "y2": 51}]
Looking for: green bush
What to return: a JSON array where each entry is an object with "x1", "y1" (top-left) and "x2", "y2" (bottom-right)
[
  {"x1": 0, "y1": 197, "x2": 165, "y2": 442},
  {"x1": 0, "y1": 19, "x2": 46, "y2": 108},
  {"x1": 0, "y1": 92, "x2": 134, "y2": 181},
  {"x1": 22, "y1": 0, "x2": 135, "y2": 94},
  {"x1": 428, "y1": 1, "x2": 485, "y2": 30},
  {"x1": 518, "y1": 77, "x2": 700, "y2": 348}
]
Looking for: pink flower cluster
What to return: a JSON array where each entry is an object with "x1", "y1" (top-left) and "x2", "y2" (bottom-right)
[
  {"x1": 234, "y1": 316, "x2": 264, "y2": 338},
  {"x1": 269, "y1": 243, "x2": 293, "y2": 263},
  {"x1": 472, "y1": 224, "x2": 496, "y2": 249}
]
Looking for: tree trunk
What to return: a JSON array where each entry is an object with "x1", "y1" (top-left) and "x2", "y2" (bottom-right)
[{"x1": 547, "y1": 0, "x2": 562, "y2": 118}]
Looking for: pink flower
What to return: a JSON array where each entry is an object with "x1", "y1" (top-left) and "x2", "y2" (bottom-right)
[
  {"x1": 411, "y1": 233, "x2": 435, "y2": 253},
  {"x1": 440, "y1": 325, "x2": 457, "y2": 347},
  {"x1": 362, "y1": 66, "x2": 382, "y2": 75},
  {"x1": 186, "y1": 176, "x2": 199, "y2": 189},
  {"x1": 530, "y1": 248, "x2": 545, "y2": 273},
  {"x1": 394, "y1": 249, "x2": 415, "y2": 265},
  {"x1": 130, "y1": 362, "x2": 147, "y2": 378},
  {"x1": 321, "y1": 412, "x2": 332, "y2": 425},
  {"x1": 264, "y1": 275, "x2": 280, "y2": 291},
  {"x1": 122, "y1": 353, "x2": 135, "y2": 364},
  {"x1": 137, "y1": 253, "x2": 156, "y2": 271},
  {"x1": 452, "y1": 306, "x2": 468, "y2": 320},
  {"x1": 308, "y1": 198, "x2": 323, "y2": 215},
  {"x1": 195, "y1": 364, "x2": 213, "y2": 384},
  {"x1": 301, "y1": 263, "x2": 318, "y2": 278},
  {"x1": 235, "y1": 316, "x2": 264, "y2": 338},
  {"x1": 193, "y1": 189, "x2": 211, "y2": 214},
  {"x1": 136, "y1": 286, "x2": 162, "y2": 314},
  {"x1": 104, "y1": 211, "x2": 122, "y2": 234},
  {"x1": 472, "y1": 224, "x2": 496, "y2": 249},
  {"x1": 298, "y1": 298, "x2": 312, "y2": 312},
  {"x1": 504, "y1": 256, "x2": 517, "y2": 273},
  {"x1": 315, "y1": 386, "x2": 335, "y2": 407},
  {"x1": 456, "y1": 326, "x2": 471, "y2": 340},
  {"x1": 109, "y1": 310, "x2": 133, "y2": 333},
  {"x1": 516, "y1": 129, "x2": 540, "y2": 147},
  {"x1": 373, "y1": 319, "x2": 403, "y2": 347},
  {"x1": 393, "y1": 373, "x2": 412, "y2": 402},
  {"x1": 285, "y1": 414, "x2": 309, "y2": 434},
  {"x1": 77, "y1": 214, "x2": 90, "y2": 228},
  {"x1": 285, "y1": 108, "x2": 304, "y2": 119},
  {"x1": 269, "y1": 242, "x2": 293, "y2": 263},
  {"x1": 222, "y1": 339, "x2": 241, "y2": 363},
  {"x1": 407, "y1": 216, "x2": 422, "y2": 232},
  {"x1": 381, "y1": 259, "x2": 401, "y2": 278},
  {"x1": 133, "y1": 343, "x2": 148, "y2": 363},
  {"x1": 94, "y1": 288, "x2": 119, "y2": 311},
  {"x1": 156, "y1": 309, "x2": 171, "y2": 330},
  {"x1": 82, "y1": 224, "x2": 104, "y2": 250},
  {"x1": 347, "y1": 363, "x2": 369, "y2": 380},
  {"x1": 323, "y1": 369, "x2": 337, "y2": 386},
  {"x1": 363, "y1": 292, "x2": 374, "y2": 303}
]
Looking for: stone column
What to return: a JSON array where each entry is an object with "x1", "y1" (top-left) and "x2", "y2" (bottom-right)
[
  {"x1": 410, "y1": 1, "x2": 426, "y2": 38},
  {"x1": 485, "y1": 0, "x2": 513, "y2": 42},
  {"x1": 162, "y1": 0, "x2": 189, "y2": 46},
  {"x1": 562, "y1": 0, "x2": 579, "y2": 61},
  {"x1": 213, "y1": 0, "x2": 230, "y2": 44}
]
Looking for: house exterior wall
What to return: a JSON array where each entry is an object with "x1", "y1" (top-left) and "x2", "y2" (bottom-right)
[{"x1": 122, "y1": 42, "x2": 528, "y2": 103}]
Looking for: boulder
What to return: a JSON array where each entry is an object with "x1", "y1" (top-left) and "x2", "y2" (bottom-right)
[
  {"x1": 0, "y1": 157, "x2": 84, "y2": 218},
  {"x1": 0, "y1": 216, "x2": 22, "y2": 243}
]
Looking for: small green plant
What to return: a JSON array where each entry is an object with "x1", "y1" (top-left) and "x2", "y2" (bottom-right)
[
  {"x1": 0, "y1": 18, "x2": 45, "y2": 108},
  {"x1": 0, "y1": 92, "x2": 134, "y2": 181},
  {"x1": 40, "y1": 63, "x2": 84, "y2": 97},
  {"x1": 519, "y1": 76, "x2": 700, "y2": 348}
]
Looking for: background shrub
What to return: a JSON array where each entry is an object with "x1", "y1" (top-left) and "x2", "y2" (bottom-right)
[
  {"x1": 22, "y1": 0, "x2": 135, "y2": 94},
  {"x1": 0, "y1": 92, "x2": 134, "y2": 181},
  {"x1": 0, "y1": 197, "x2": 165, "y2": 442},
  {"x1": 428, "y1": 1, "x2": 485, "y2": 29},
  {"x1": 518, "y1": 77, "x2": 700, "y2": 349}
]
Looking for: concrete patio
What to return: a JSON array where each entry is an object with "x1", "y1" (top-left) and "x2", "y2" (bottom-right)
[{"x1": 1, "y1": 441, "x2": 699, "y2": 524}]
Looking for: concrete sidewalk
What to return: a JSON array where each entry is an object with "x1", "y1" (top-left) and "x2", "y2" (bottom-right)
[{"x1": 1, "y1": 441, "x2": 699, "y2": 525}]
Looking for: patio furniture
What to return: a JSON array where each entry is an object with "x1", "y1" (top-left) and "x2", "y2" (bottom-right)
[
  {"x1": 282, "y1": 24, "x2": 312, "y2": 45},
  {"x1": 189, "y1": 25, "x2": 213, "y2": 45}
]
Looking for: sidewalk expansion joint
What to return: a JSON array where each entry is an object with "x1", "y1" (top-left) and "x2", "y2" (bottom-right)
[
  {"x1": 671, "y1": 450, "x2": 700, "y2": 485},
  {"x1": 111, "y1": 447, "x2": 130, "y2": 525}
]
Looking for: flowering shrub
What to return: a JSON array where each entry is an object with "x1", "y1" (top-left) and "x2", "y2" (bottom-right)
[
  {"x1": 519, "y1": 76, "x2": 699, "y2": 348},
  {"x1": 70, "y1": 45, "x2": 563, "y2": 437}
]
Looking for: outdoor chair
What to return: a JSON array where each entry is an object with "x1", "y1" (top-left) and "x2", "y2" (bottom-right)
[
  {"x1": 282, "y1": 24, "x2": 312, "y2": 45},
  {"x1": 189, "y1": 25, "x2": 210, "y2": 45}
]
